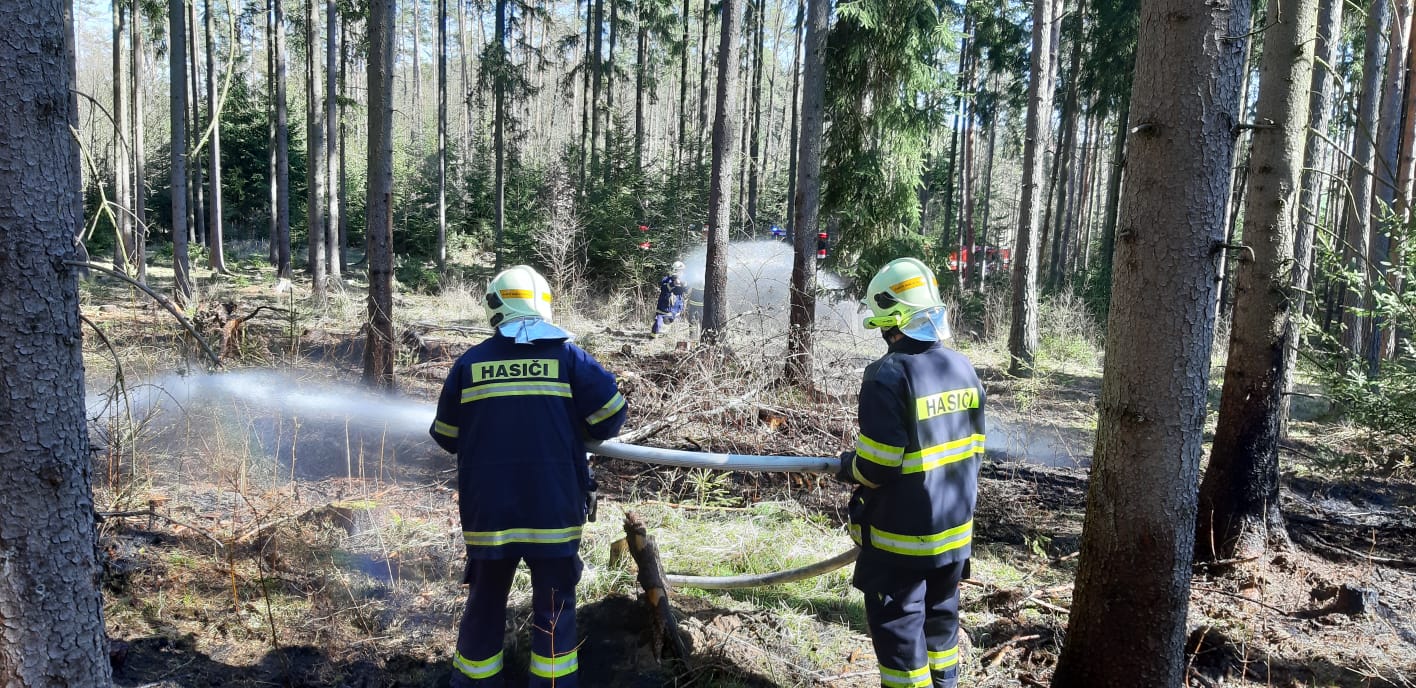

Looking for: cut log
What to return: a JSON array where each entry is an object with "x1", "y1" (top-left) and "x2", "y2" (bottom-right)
[{"x1": 622, "y1": 511, "x2": 690, "y2": 664}]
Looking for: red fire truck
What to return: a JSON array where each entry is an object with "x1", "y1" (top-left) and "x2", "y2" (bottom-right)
[{"x1": 946, "y1": 245, "x2": 1012, "y2": 273}]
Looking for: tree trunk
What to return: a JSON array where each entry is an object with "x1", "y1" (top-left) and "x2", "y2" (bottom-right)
[
  {"x1": 1340, "y1": 0, "x2": 1391, "y2": 356},
  {"x1": 437, "y1": 0, "x2": 448, "y2": 270},
  {"x1": 114, "y1": 0, "x2": 132, "y2": 273},
  {"x1": 1285, "y1": 0, "x2": 1345, "y2": 423},
  {"x1": 132, "y1": 0, "x2": 148, "y2": 282},
  {"x1": 702, "y1": 0, "x2": 741, "y2": 342},
  {"x1": 782, "y1": 0, "x2": 803, "y2": 240},
  {"x1": 493, "y1": 0, "x2": 507, "y2": 270},
  {"x1": 187, "y1": 0, "x2": 205, "y2": 248},
  {"x1": 676, "y1": 0, "x2": 692, "y2": 175},
  {"x1": 745, "y1": 0, "x2": 765, "y2": 232},
  {"x1": 1090, "y1": 98, "x2": 1129, "y2": 316},
  {"x1": 206, "y1": 0, "x2": 227, "y2": 273},
  {"x1": 635, "y1": 10, "x2": 647, "y2": 173},
  {"x1": 1049, "y1": 28, "x2": 1082, "y2": 291},
  {"x1": 413, "y1": 0, "x2": 423, "y2": 147},
  {"x1": 1367, "y1": 0, "x2": 1411, "y2": 370},
  {"x1": 1196, "y1": 0, "x2": 1317, "y2": 563},
  {"x1": 267, "y1": 0, "x2": 277, "y2": 263},
  {"x1": 1007, "y1": 0, "x2": 1055, "y2": 377},
  {"x1": 0, "y1": 3, "x2": 112, "y2": 682},
  {"x1": 605, "y1": 0, "x2": 619, "y2": 185},
  {"x1": 591, "y1": 0, "x2": 604, "y2": 181},
  {"x1": 365, "y1": 0, "x2": 396, "y2": 389},
  {"x1": 783, "y1": 0, "x2": 826, "y2": 384},
  {"x1": 1050, "y1": 0, "x2": 1250, "y2": 683},
  {"x1": 170, "y1": 0, "x2": 192, "y2": 305},
  {"x1": 306, "y1": 0, "x2": 326, "y2": 297},
  {"x1": 274, "y1": 0, "x2": 292, "y2": 280},
  {"x1": 338, "y1": 17, "x2": 349, "y2": 274},
  {"x1": 326, "y1": 0, "x2": 340, "y2": 283},
  {"x1": 696, "y1": 0, "x2": 711, "y2": 170}
]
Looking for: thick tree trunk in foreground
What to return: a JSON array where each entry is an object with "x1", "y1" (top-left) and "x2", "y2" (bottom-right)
[
  {"x1": 0, "y1": 1, "x2": 112, "y2": 683},
  {"x1": 1197, "y1": 0, "x2": 1318, "y2": 562},
  {"x1": 784, "y1": 0, "x2": 826, "y2": 385},
  {"x1": 702, "y1": 0, "x2": 742, "y2": 342},
  {"x1": 365, "y1": 0, "x2": 396, "y2": 389},
  {"x1": 1007, "y1": 0, "x2": 1055, "y2": 377},
  {"x1": 1051, "y1": 0, "x2": 1250, "y2": 682}
]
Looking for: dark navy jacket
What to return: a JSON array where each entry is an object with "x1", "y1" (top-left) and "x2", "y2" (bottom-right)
[
  {"x1": 431, "y1": 334, "x2": 627, "y2": 559},
  {"x1": 656, "y1": 275, "x2": 686, "y2": 315},
  {"x1": 841, "y1": 337, "x2": 985, "y2": 569}
]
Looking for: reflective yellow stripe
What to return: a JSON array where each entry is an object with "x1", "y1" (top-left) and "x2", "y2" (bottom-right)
[
  {"x1": 928, "y1": 645, "x2": 959, "y2": 671},
  {"x1": 889, "y1": 276, "x2": 925, "y2": 294},
  {"x1": 849, "y1": 523, "x2": 862, "y2": 545},
  {"x1": 529, "y1": 650, "x2": 579, "y2": 679},
  {"x1": 463, "y1": 526, "x2": 583, "y2": 548},
  {"x1": 433, "y1": 420, "x2": 458, "y2": 438},
  {"x1": 915, "y1": 387, "x2": 981, "y2": 420},
  {"x1": 902, "y1": 434, "x2": 985, "y2": 474},
  {"x1": 869, "y1": 520, "x2": 972, "y2": 557},
  {"x1": 851, "y1": 458, "x2": 881, "y2": 488},
  {"x1": 470, "y1": 359, "x2": 560, "y2": 383},
  {"x1": 587, "y1": 391, "x2": 626, "y2": 425},
  {"x1": 879, "y1": 663, "x2": 931, "y2": 687},
  {"x1": 499, "y1": 289, "x2": 533, "y2": 299},
  {"x1": 462, "y1": 381, "x2": 573, "y2": 403},
  {"x1": 855, "y1": 433, "x2": 905, "y2": 467},
  {"x1": 454, "y1": 650, "x2": 503, "y2": 680}
]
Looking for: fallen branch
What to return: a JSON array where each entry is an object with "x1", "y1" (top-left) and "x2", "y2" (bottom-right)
[
  {"x1": 70, "y1": 260, "x2": 223, "y2": 368},
  {"x1": 1190, "y1": 585, "x2": 1293, "y2": 616},
  {"x1": 99, "y1": 508, "x2": 225, "y2": 550},
  {"x1": 980, "y1": 633, "x2": 1041, "y2": 668}
]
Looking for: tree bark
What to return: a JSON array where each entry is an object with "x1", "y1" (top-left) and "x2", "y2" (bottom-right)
[
  {"x1": 114, "y1": 0, "x2": 132, "y2": 273},
  {"x1": 782, "y1": 0, "x2": 803, "y2": 240},
  {"x1": 170, "y1": 0, "x2": 193, "y2": 305},
  {"x1": 1368, "y1": 0, "x2": 1411, "y2": 370},
  {"x1": 338, "y1": 17, "x2": 349, "y2": 274},
  {"x1": 132, "y1": 0, "x2": 148, "y2": 282},
  {"x1": 0, "y1": 1, "x2": 112, "y2": 681},
  {"x1": 187, "y1": 0, "x2": 205, "y2": 248},
  {"x1": 493, "y1": 0, "x2": 507, "y2": 270},
  {"x1": 437, "y1": 0, "x2": 448, "y2": 270},
  {"x1": 1007, "y1": 0, "x2": 1055, "y2": 377},
  {"x1": 1050, "y1": 0, "x2": 1250, "y2": 682},
  {"x1": 206, "y1": 0, "x2": 227, "y2": 274},
  {"x1": 783, "y1": 0, "x2": 826, "y2": 385},
  {"x1": 1196, "y1": 0, "x2": 1317, "y2": 563},
  {"x1": 1285, "y1": 0, "x2": 1345, "y2": 424},
  {"x1": 365, "y1": 0, "x2": 396, "y2": 389},
  {"x1": 326, "y1": 0, "x2": 341, "y2": 283},
  {"x1": 1340, "y1": 0, "x2": 1391, "y2": 356},
  {"x1": 702, "y1": 0, "x2": 741, "y2": 342},
  {"x1": 745, "y1": 0, "x2": 765, "y2": 232},
  {"x1": 274, "y1": 0, "x2": 292, "y2": 280},
  {"x1": 306, "y1": 0, "x2": 326, "y2": 297}
]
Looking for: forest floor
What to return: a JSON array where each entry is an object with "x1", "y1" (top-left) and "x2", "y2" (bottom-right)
[{"x1": 80, "y1": 255, "x2": 1416, "y2": 687}]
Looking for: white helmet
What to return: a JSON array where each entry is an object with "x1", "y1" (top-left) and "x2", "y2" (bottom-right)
[
  {"x1": 671, "y1": 261, "x2": 686, "y2": 275},
  {"x1": 861, "y1": 257, "x2": 950, "y2": 341},
  {"x1": 485, "y1": 265, "x2": 554, "y2": 327}
]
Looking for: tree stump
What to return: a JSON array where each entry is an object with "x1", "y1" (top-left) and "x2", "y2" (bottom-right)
[{"x1": 622, "y1": 511, "x2": 690, "y2": 664}]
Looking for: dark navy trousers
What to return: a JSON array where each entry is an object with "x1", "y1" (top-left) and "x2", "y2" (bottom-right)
[
  {"x1": 855, "y1": 556, "x2": 966, "y2": 688},
  {"x1": 451, "y1": 555, "x2": 582, "y2": 688}
]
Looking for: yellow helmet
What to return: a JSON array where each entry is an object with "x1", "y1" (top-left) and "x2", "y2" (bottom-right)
[
  {"x1": 485, "y1": 265, "x2": 554, "y2": 327},
  {"x1": 862, "y1": 257, "x2": 946, "y2": 334}
]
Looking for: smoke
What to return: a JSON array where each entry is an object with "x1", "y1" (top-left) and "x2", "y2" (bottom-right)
[
  {"x1": 676, "y1": 240, "x2": 864, "y2": 335},
  {"x1": 89, "y1": 371, "x2": 444, "y2": 484}
]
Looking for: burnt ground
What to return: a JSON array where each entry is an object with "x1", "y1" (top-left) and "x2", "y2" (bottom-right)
[{"x1": 83, "y1": 305, "x2": 1416, "y2": 688}]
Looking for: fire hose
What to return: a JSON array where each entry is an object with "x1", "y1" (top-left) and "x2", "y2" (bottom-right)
[{"x1": 584, "y1": 440, "x2": 858, "y2": 588}]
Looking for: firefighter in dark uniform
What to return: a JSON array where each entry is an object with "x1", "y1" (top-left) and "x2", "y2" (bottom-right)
[
  {"x1": 836, "y1": 257, "x2": 984, "y2": 688},
  {"x1": 684, "y1": 280, "x2": 705, "y2": 332},
  {"x1": 431, "y1": 265, "x2": 628, "y2": 688},
  {"x1": 652, "y1": 261, "x2": 687, "y2": 336}
]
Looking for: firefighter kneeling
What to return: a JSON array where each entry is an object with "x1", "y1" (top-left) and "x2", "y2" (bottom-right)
[
  {"x1": 431, "y1": 265, "x2": 628, "y2": 687},
  {"x1": 836, "y1": 257, "x2": 985, "y2": 688}
]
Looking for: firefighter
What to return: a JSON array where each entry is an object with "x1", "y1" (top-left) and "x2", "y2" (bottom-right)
[
  {"x1": 651, "y1": 260, "x2": 687, "y2": 336},
  {"x1": 684, "y1": 279, "x2": 705, "y2": 332},
  {"x1": 430, "y1": 265, "x2": 628, "y2": 688},
  {"x1": 836, "y1": 257, "x2": 984, "y2": 688}
]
